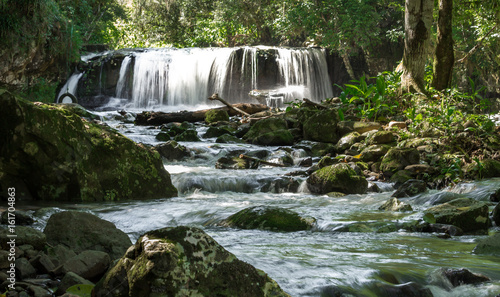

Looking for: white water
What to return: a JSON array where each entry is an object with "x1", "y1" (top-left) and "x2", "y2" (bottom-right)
[
  {"x1": 115, "y1": 56, "x2": 132, "y2": 99},
  {"x1": 57, "y1": 73, "x2": 83, "y2": 103}
]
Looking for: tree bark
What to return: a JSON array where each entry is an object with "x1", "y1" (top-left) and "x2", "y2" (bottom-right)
[
  {"x1": 400, "y1": 0, "x2": 433, "y2": 94},
  {"x1": 432, "y1": 0, "x2": 454, "y2": 90}
]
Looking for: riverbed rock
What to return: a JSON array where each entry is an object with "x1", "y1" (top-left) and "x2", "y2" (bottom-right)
[
  {"x1": 43, "y1": 211, "x2": 132, "y2": 260},
  {"x1": 203, "y1": 126, "x2": 234, "y2": 138},
  {"x1": 435, "y1": 268, "x2": 490, "y2": 288},
  {"x1": 424, "y1": 198, "x2": 490, "y2": 234},
  {"x1": 155, "y1": 140, "x2": 190, "y2": 161},
  {"x1": 472, "y1": 232, "x2": 500, "y2": 255},
  {"x1": 205, "y1": 109, "x2": 229, "y2": 124},
  {"x1": 244, "y1": 117, "x2": 294, "y2": 146},
  {"x1": 94, "y1": 226, "x2": 290, "y2": 297},
  {"x1": 367, "y1": 131, "x2": 395, "y2": 145},
  {"x1": 360, "y1": 144, "x2": 392, "y2": 162},
  {"x1": 16, "y1": 258, "x2": 36, "y2": 279},
  {"x1": 492, "y1": 203, "x2": 500, "y2": 226},
  {"x1": 379, "y1": 198, "x2": 413, "y2": 212},
  {"x1": 215, "y1": 156, "x2": 250, "y2": 169},
  {"x1": 307, "y1": 163, "x2": 368, "y2": 195},
  {"x1": 62, "y1": 250, "x2": 110, "y2": 281},
  {"x1": 336, "y1": 131, "x2": 364, "y2": 152},
  {"x1": 222, "y1": 206, "x2": 315, "y2": 231},
  {"x1": 0, "y1": 226, "x2": 46, "y2": 250},
  {"x1": 174, "y1": 129, "x2": 201, "y2": 142},
  {"x1": 0, "y1": 91, "x2": 177, "y2": 201},
  {"x1": 337, "y1": 121, "x2": 381, "y2": 136},
  {"x1": 302, "y1": 109, "x2": 340, "y2": 143},
  {"x1": 1, "y1": 210, "x2": 34, "y2": 226},
  {"x1": 391, "y1": 179, "x2": 427, "y2": 198},
  {"x1": 380, "y1": 147, "x2": 420, "y2": 176},
  {"x1": 54, "y1": 272, "x2": 94, "y2": 296},
  {"x1": 216, "y1": 133, "x2": 246, "y2": 144}
]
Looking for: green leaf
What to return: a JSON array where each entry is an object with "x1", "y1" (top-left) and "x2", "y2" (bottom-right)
[
  {"x1": 422, "y1": 213, "x2": 436, "y2": 224},
  {"x1": 66, "y1": 284, "x2": 95, "y2": 297}
]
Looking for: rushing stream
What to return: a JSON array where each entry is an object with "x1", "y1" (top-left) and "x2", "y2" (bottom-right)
[{"x1": 24, "y1": 107, "x2": 500, "y2": 297}]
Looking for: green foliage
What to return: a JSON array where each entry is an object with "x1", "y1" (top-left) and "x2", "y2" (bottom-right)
[
  {"x1": 66, "y1": 284, "x2": 95, "y2": 297},
  {"x1": 20, "y1": 78, "x2": 58, "y2": 103}
]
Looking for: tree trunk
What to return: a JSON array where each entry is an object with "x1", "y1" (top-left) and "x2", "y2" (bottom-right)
[
  {"x1": 432, "y1": 0, "x2": 454, "y2": 90},
  {"x1": 400, "y1": 0, "x2": 433, "y2": 94},
  {"x1": 341, "y1": 52, "x2": 356, "y2": 81}
]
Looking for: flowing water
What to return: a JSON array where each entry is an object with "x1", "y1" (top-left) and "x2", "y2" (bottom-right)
[{"x1": 25, "y1": 109, "x2": 500, "y2": 297}]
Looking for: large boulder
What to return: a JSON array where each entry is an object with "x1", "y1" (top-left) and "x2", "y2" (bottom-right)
[
  {"x1": 43, "y1": 211, "x2": 132, "y2": 260},
  {"x1": 302, "y1": 109, "x2": 340, "y2": 143},
  {"x1": 0, "y1": 91, "x2": 177, "y2": 201},
  {"x1": 380, "y1": 147, "x2": 420, "y2": 176},
  {"x1": 205, "y1": 109, "x2": 229, "y2": 124},
  {"x1": 221, "y1": 206, "x2": 315, "y2": 231},
  {"x1": 424, "y1": 198, "x2": 490, "y2": 234},
  {"x1": 243, "y1": 117, "x2": 294, "y2": 146},
  {"x1": 0, "y1": 226, "x2": 46, "y2": 250},
  {"x1": 473, "y1": 232, "x2": 500, "y2": 255},
  {"x1": 94, "y1": 226, "x2": 290, "y2": 297},
  {"x1": 307, "y1": 163, "x2": 368, "y2": 195}
]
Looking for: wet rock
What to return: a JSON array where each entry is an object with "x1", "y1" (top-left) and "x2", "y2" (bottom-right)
[
  {"x1": 360, "y1": 144, "x2": 392, "y2": 162},
  {"x1": 298, "y1": 157, "x2": 313, "y2": 167},
  {"x1": 0, "y1": 91, "x2": 177, "y2": 201},
  {"x1": 491, "y1": 188, "x2": 500, "y2": 202},
  {"x1": 336, "y1": 132, "x2": 363, "y2": 152},
  {"x1": 368, "y1": 131, "x2": 395, "y2": 145},
  {"x1": 367, "y1": 281, "x2": 433, "y2": 297},
  {"x1": 29, "y1": 253, "x2": 55, "y2": 274},
  {"x1": 293, "y1": 140, "x2": 337, "y2": 157},
  {"x1": 473, "y1": 232, "x2": 500, "y2": 255},
  {"x1": 316, "y1": 155, "x2": 337, "y2": 169},
  {"x1": 155, "y1": 131, "x2": 171, "y2": 141},
  {"x1": 62, "y1": 250, "x2": 110, "y2": 281},
  {"x1": 438, "y1": 268, "x2": 490, "y2": 287},
  {"x1": 303, "y1": 109, "x2": 340, "y2": 143},
  {"x1": 43, "y1": 211, "x2": 132, "y2": 260},
  {"x1": 307, "y1": 163, "x2": 368, "y2": 195},
  {"x1": 379, "y1": 198, "x2": 413, "y2": 212},
  {"x1": 337, "y1": 121, "x2": 381, "y2": 136},
  {"x1": 203, "y1": 126, "x2": 234, "y2": 138},
  {"x1": 45, "y1": 244, "x2": 77, "y2": 267},
  {"x1": 16, "y1": 258, "x2": 36, "y2": 279},
  {"x1": 404, "y1": 164, "x2": 435, "y2": 176},
  {"x1": 215, "y1": 156, "x2": 250, "y2": 169},
  {"x1": 380, "y1": 148, "x2": 420, "y2": 177},
  {"x1": 173, "y1": 129, "x2": 201, "y2": 142},
  {"x1": 492, "y1": 203, "x2": 500, "y2": 226},
  {"x1": 54, "y1": 272, "x2": 94, "y2": 296},
  {"x1": 392, "y1": 179, "x2": 427, "y2": 198},
  {"x1": 216, "y1": 133, "x2": 246, "y2": 144},
  {"x1": 424, "y1": 198, "x2": 490, "y2": 233},
  {"x1": 1, "y1": 211, "x2": 34, "y2": 226},
  {"x1": 244, "y1": 117, "x2": 294, "y2": 146},
  {"x1": 416, "y1": 223, "x2": 464, "y2": 236},
  {"x1": 0, "y1": 226, "x2": 46, "y2": 250},
  {"x1": 260, "y1": 177, "x2": 301, "y2": 193},
  {"x1": 155, "y1": 140, "x2": 190, "y2": 161},
  {"x1": 222, "y1": 206, "x2": 314, "y2": 231},
  {"x1": 205, "y1": 109, "x2": 229, "y2": 123},
  {"x1": 94, "y1": 226, "x2": 290, "y2": 297}
]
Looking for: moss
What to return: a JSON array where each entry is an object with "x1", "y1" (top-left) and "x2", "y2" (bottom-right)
[
  {"x1": 302, "y1": 109, "x2": 340, "y2": 143},
  {"x1": 244, "y1": 117, "x2": 293, "y2": 146},
  {"x1": 205, "y1": 109, "x2": 230, "y2": 124},
  {"x1": 380, "y1": 147, "x2": 420, "y2": 175},
  {"x1": 307, "y1": 163, "x2": 368, "y2": 194}
]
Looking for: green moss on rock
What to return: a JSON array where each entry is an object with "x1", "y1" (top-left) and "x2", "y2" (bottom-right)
[
  {"x1": 307, "y1": 163, "x2": 368, "y2": 195},
  {"x1": 205, "y1": 109, "x2": 230, "y2": 124},
  {"x1": 243, "y1": 117, "x2": 293, "y2": 146},
  {"x1": 302, "y1": 109, "x2": 340, "y2": 143}
]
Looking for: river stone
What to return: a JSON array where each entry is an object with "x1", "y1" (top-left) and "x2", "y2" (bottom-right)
[
  {"x1": 43, "y1": 211, "x2": 132, "y2": 260},
  {"x1": 424, "y1": 198, "x2": 490, "y2": 233},
  {"x1": 62, "y1": 250, "x2": 110, "y2": 281},
  {"x1": 0, "y1": 226, "x2": 46, "y2": 250},
  {"x1": 216, "y1": 133, "x2": 246, "y2": 144},
  {"x1": 307, "y1": 163, "x2": 368, "y2": 195},
  {"x1": 379, "y1": 197, "x2": 413, "y2": 212},
  {"x1": 215, "y1": 156, "x2": 250, "y2": 169},
  {"x1": 391, "y1": 179, "x2": 427, "y2": 198},
  {"x1": 45, "y1": 244, "x2": 77, "y2": 267},
  {"x1": 173, "y1": 129, "x2": 201, "y2": 142},
  {"x1": 302, "y1": 109, "x2": 340, "y2": 143},
  {"x1": 55, "y1": 272, "x2": 94, "y2": 296},
  {"x1": 437, "y1": 268, "x2": 490, "y2": 287},
  {"x1": 473, "y1": 232, "x2": 500, "y2": 255},
  {"x1": 492, "y1": 203, "x2": 500, "y2": 226},
  {"x1": 155, "y1": 131, "x2": 171, "y2": 141},
  {"x1": 221, "y1": 206, "x2": 315, "y2": 231},
  {"x1": 1, "y1": 210, "x2": 34, "y2": 225},
  {"x1": 94, "y1": 226, "x2": 290, "y2": 297},
  {"x1": 243, "y1": 117, "x2": 294, "y2": 146},
  {"x1": 360, "y1": 144, "x2": 392, "y2": 162},
  {"x1": 205, "y1": 109, "x2": 229, "y2": 124},
  {"x1": 336, "y1": 131, "x2": 363, "y2": 152},
  {"x1": 16, "y1": 258, "x2": 36, "y2": 279},
  {"x1": 155, "y1": 140, "x2": 190, "y2": 161},
  {"x1": 380, "y1": 147, "x2": 420, "y2": 176},
  {"x1": 367, "y1": 131, "x2": 395, "y2": 145},
  {"x1": 0, "y1": 91, "x2": 177, "y2": 201},
  {"x1": 337, "y1": 121, "x2": 381, "y2": 136},
  {"x1": 203, "y1": 126, "x2": 234, "y2": 138}
]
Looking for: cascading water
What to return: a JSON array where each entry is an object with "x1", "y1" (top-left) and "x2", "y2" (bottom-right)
[
  {"x1": 67, "y1": 46, "x2": 334, "y2": 110},
  {"x1": 56, "y1": 73, "x2": 83, "y2": 103}
]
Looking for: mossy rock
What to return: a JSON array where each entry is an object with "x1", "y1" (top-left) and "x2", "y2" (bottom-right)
[
  {"x1": 302, "y1": 109, "x2": 340, "y2": 143},
  {"x1": 293, "y1": 140, "x2": 337, "y2": 157},
  {"x1": 337, "y1": 121, "x2": 381, "y2": 136},
  {"x1": 215, "y1": 156, "x2": 249, "y2": 169},
  {"x1": 379, "y1": 197, "x2": 413, "y2": 212},
  {"x1": 367, "y1": 131, "x2": 395, "y2": 145},
  {"x1": 0, "y1": 91, "x2": 177, "y2": 201},
  {"x1": 464, "y1": 159, "x2": 500, "y2": 179},
  {"x1": 155, "y1": 140, "x2": 190, "y2": 161},
  {"x1": 174, "y1": 129, "x2": 201, "y2": 142},
  {"x1": 155, "y1": 131, "x2": 171, "y2": 141},
  {"x1": 243, "y1": 117, "x2": 294, "y2": 146},
  {"x1": 216, "y1": 133, "x2": 246, "y2": 144},
  {"x1": 336, "y1": 132, "x2": 363, "y2": 152},
  {"x1": 205, "y1": 109, "x2": 230, "y2": 124},
  {"x1": 94, "y1": 226, "x2": 290, "y2": 297},
  {"x1": 380, "y1": 147, "x2": 420, "y2": 176},
  {"x1": 222, "y1": 206, "x2": 315, "y2": 231},
  {"x1": 360, "y1": 144, "x2": 392, "y2": 162},
  {"x1": 424, "y1": 198, "x2": 490, "y2": 234},
  {"x1": 391, "y1": 179, "x2": 427, "y2": 198},
  {"x1": 306, "y1": 163, "x2": 368, "y2": 195},
  {"x1": 390, "y1": 170, "x2": 413, "y2": 187},
  {"x1": 473, "y1": 233, "x2": 500, "y2": 255},
  {"x1": 203, "y1": 126, "x2": 235, "y2": 138}
]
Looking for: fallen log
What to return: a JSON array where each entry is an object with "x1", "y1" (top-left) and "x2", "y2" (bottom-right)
[
  {"x1": 135, "y1": 103, "x2": 269, "y2": 126},
  {"x1": 208, "y1": 93, "x2": 250, "y2": 117},
  {"x1": 239, "y1": 154, "x2": 285, "y2": 167}
]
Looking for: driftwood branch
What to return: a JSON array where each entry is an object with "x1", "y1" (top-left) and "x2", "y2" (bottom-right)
[
  {"x1": 457, "y1": 24, "x2": 498, "y2": 64},
  {"x1": 239, "y1": 154, "x2": 285, "y2": 167},
  {"x1": 208, "y1": 93, "x2": 251, "y2": 117}
]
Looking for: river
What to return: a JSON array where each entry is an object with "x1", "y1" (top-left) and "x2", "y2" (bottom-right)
[{"x1": 29, "y1": 107, "x2": 500, "y2": 297}]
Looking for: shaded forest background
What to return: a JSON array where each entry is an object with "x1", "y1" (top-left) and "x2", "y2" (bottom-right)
[{"x1": 0, "y1": 0, "x2": 498, "y2": 100}]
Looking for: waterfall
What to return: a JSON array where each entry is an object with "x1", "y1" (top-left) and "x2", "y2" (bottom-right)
[
  {"x1": 57, "y1": 73, "x2": 83, "y2": 103},
  {"x1": 115, "y1": 56, "x2": 132, "y2": 99}
]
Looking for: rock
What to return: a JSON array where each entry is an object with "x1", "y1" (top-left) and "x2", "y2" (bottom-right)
[
  {"x1": 215, "y1": 156, "x2": 250, "y2": 169},
  {"x1": 336, "y1": 132, "x2": 363, "y2": 152},
  {"x1": 203, "y1": 126, "x2": 234, "y2": 138},
  {"x1": 380, "y1": 147, "x2": 420, "y2": 176},
  {"x1": 244, "y1": 117, "x2": 294, "y2": 146},
  {"x1": 307, "y1": 163, "x2": 368, "y2": 195},
  {"x1": 388, "y1": 121, "x2": 407, "y2": 130},
  {"x1": 155, "y1": 140, "x2": 190, "y2": 161},
  {"x1": 491, "y1": 188, "x2": 500, "y2": 202},
  {"x1": 379, "y1": 198, "x2": 413, "y2": 212},
  {"x1": 94, "y1": 226, "x2": 290, "y2": 297},
  {"x1": 173, "y1": 129, "x2": 201, "y2": 142},
  {"x1": 45, "y1": 244, "x2": 77, "y2": 267},
  {"x1": 298, "y1": 157, "x2": 313, "y2": 167},
  {"x1": 0, "y1": 250, "x2": 9, "y2": 269},
  {"x1": 473, "y1": 232, "x2": 500, "y2": 255},
  {"x1": 27, "y1": 285, "x2": 52, "y2": 297},
  {"x1": 360, "y1": 144, "x2": 392, "y2": 162},
  {"x1": 493, "y1": 203, "x2": 500, "y2": 226},
  {"x1": 29, "y1": 253, "x2": 55, "y2": 274},
  {"x1": 367, "y1": 281, "x2": 433, "y2": 297},
  {"x1": 367, "y1": 131, "x2": 395, "y2": 144},
  {"x1": 302, "y1": 109, "x2": 340, "y2": 143},
  {"x1": 390, "y1": 170, "x2": 414, "y2": 188},
  {"x1": 54, "y1": 272, "x2": 94, "y2": 296},
  {"x1": 293, "y1": 140, "x2": 337, "y2": 157},
  {"x1": 424, "y1": 198, "x2": 490, "y2": 233},
  {"x1": 1, "y1": 211, "x2": 34, "y2": 225},
  {"x1": 63, "y1": 250, "x2": 110, "y2": 281},
  {"x1": 43, "y1": 211, "x2": 132, "y2": 260},
  {"x1": 416, "y1": 223, "x2": 464, "y2": 236},
  {"x1": 465, "y1": 158, "x2": 500, "y2": 179},
  {"x1": 216, "y1": 134, "x2": 246, "y2": 144},
  {"x1": 0, "y1": 92, "x2": 177, "y2": 201},
  {"x1": 155, "y1": 131, "x2": 171, "y2": 141},
  {"x1": 438, "y1": 268, "x2": 490, "y2": 287},
  {"x1": 337, "y1": 121, "x2": 381, "y2": 136},
  {"x1": 392, "y1": 179, "x2": 427, "y2": 198},
  {"x1": 221, "y1": 206, "x2": 315, "y2": 231},
  {"x1": 15, "y1": 258, "x2": 36, "y2": 279},
  {"x1": 404, "y1": 164, "x2": 436, "y2": 175},
  {"x1": 205, "y1": 109, "x2": 230, "y2": 124},
  {"x1": 0, "y1": 226, "x2": 46, "y2": 250},
  {"x1": 260, "y1": 177, "x2": 301, "y2": 193}
]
